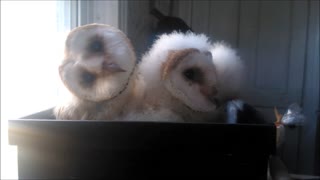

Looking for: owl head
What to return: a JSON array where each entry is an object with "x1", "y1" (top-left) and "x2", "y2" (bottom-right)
[
  {"x1": 59, "y1": 23, "x2": 136, "y2": 102},
  {"x1": 161, "y1": 48, "x2": 219, "y2": 112},
  {"x1": 139, "y1": 32, "x2": 220, "y2": 112}
]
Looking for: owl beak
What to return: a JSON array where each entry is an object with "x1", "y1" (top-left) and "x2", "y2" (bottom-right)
[
  {"x1": 200, "y1": 86, "x2": 220, "y2": 107},
  {"x1": 102, "y1": 61, "x2": 126, "y2": 73},
  {"x1": 208, "y1": 96, "x2": 221, "y2": 108}
]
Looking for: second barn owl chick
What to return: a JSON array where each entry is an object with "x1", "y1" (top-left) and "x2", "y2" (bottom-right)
[
  {"x1": 130, "y1": 32, "x2": 224, "y2": 122},
  {"x1": 54, "y1": 23, "x2": 136, "y2": 120}
]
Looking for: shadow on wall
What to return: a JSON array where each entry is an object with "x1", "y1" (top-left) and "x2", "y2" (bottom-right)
[{"x1": 147, "y1": 8, "x2": 193, "y2": 50}]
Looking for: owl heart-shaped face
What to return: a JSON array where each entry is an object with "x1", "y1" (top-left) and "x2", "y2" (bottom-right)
[
  {"x1": 59, "y1": 24, "x2": 136, "y2": 102},
  {"x1": 162, "y1": 48, "x2": 219, "y2": 112}
]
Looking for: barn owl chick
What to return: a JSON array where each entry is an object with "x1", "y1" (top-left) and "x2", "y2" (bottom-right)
[
  {"x1": 132, "y1": 32, "x2": 223, "y2": 122},
  {"x1": 54, "y1": 23, "x2": 136, "y2": 120}
]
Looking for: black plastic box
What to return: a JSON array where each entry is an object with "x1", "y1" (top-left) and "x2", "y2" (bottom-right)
[{"x1": 8, "y1": 109, "x2": 276, "y2": 179}]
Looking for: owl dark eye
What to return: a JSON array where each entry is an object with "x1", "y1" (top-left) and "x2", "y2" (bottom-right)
[
  {"x1": 183, "y1": 69, "x2": 195, "y2": 81},
  {"x1": 89, "y1": 40, "x2": 104, "y2": 53},
  {"x1": 81, "y1": 71, "x2": 96, "y2": 87},
  {"x1": 183, "y1": 68, "x2": 204, "y2": 84}
]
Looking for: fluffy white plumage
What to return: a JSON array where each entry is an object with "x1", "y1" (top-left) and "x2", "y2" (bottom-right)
[
  {"x1": 129, "y1": 32, "x2": 220, "y2": 122},
  {"x1": 210, "y1": 42, "x2": 245, "y2": 102},
  {"x1": 55, "y1": 25, "x2": 245, "y2": 122},
  {"x1": 129, "y1": 32, "x2": 245, "y2": 122}
]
